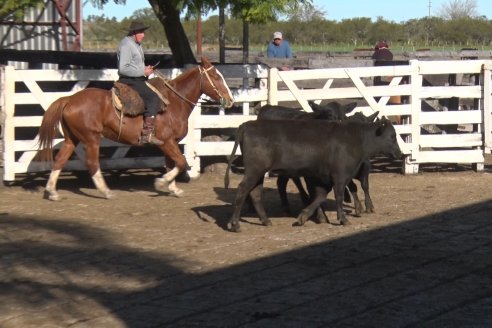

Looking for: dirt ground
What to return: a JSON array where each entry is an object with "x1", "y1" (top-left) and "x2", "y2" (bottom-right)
[{"x1": 1, "y1": 156, "x2": 491, "y2": 327}]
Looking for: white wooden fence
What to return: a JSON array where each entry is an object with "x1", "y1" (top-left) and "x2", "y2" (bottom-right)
[{"x1": 1, "y1": 59, "x2": 491, "y2": 182}]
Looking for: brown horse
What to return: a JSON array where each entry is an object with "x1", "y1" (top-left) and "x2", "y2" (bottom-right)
[{"x1": 38, "y1": 56, "x2": 234, "y2": 201}]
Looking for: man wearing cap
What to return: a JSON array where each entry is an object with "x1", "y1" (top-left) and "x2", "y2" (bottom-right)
[
  {"x1": 117, "y1": 20, "x2": 163, "y2": 145},
  {"x1": 266, "y1": 31, "x2": 293, "y2": 59}
]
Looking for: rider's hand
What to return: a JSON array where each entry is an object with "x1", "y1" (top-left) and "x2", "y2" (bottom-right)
[{"x1": 144, "y1": 65, "x2": 153, "y2": 77}]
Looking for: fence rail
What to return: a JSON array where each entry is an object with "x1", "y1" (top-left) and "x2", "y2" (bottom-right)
[{"x1": 1, "y1": 59, "x2": 491, "y2": 182}]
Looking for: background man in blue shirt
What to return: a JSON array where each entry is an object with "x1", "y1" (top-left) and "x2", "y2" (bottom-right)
[
  {"x1": 266, "y1": 31, "x2": 293, "y2": 71},
  {"x1": 266, "y1": 31, "x2": 292, "y2": 59}
]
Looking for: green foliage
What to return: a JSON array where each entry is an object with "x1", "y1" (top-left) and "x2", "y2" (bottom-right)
[
  {"x1": 0, "y1": 0, "x2": 44, "y2": 20},
  {"x1": 84, "y1": 7, "x2": 166, "y2": 49},
  {"x1": 227, "y1": 0, "x2": 313, "y2": 23},
  {"x1": 82, "y1": 3, "x2": 492, "y2": 52},
  {"x1": 88, "y1": 0, "x2": 127, "y2": 10},
  {"x1": 368, "y1": 18, "x2": 405, "y2": 45}
]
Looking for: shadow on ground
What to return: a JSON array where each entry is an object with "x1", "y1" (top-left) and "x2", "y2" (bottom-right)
[{"x1": 1, "y1": 196, "x2": 491, "y2": 327}]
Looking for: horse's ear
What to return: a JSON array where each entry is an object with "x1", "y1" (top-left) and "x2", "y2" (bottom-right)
[{"x1": 201, "y1": 56, "x2": 211, "y2": 67}]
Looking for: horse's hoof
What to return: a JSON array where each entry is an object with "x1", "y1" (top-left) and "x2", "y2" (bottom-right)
[
  {"x1": 154, "y1": 178, "x2": 169, "y2": 191},
  {"x1": 46, "y1": 190, "x2": 60, "y2": 201},
  {"x1": 105, "y1": 191, "x2": 115, "y2": 200},
  {"x1": 262, "y1": 220, "x2": 272, "y2": 227},
  {"x1": 172, "y1": 189, "x2": 184, "y2": 197},
  {"x1": 48, "y1": 194, "x2": 61, "y2": 201}
]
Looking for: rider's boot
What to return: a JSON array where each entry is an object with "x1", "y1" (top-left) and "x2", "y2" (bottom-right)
[{"x1": 139, "y1": 116, "x2": 164, "y2": 145}]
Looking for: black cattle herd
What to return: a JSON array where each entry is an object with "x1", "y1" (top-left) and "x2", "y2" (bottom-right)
[{"x1": 224, "y1": 102, "x2": 402, "y2": 232}]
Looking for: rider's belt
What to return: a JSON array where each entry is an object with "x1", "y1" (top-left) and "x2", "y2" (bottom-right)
[{"x1": 119, "y1": 75, "x2": 147, "y2": 81}]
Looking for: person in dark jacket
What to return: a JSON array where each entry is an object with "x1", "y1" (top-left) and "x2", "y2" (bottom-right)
[
  {"x1": 372, "y1": 40, "x2": 393, "y2": 62},
  {"x1": 372, "y1": 40, "x2": 394, "y2": 87}
]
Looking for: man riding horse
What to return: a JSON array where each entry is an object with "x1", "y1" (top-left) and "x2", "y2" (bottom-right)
[{"x1": 117, "y1": 21, "x2": 166, "y2": 145}]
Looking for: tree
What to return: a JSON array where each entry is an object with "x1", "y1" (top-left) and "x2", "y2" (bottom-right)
[
  {"x1": 227, "y1": 0, "x2": 313, "y2": 63},
  {"x1": 0, "y1": 0, "x2": 44, "y2": 20},
  {"x1": 4, "y1": 0, "x2": 310, "y2": 66},
  {"x1": 369, "y1": 17, "x2": 405, "y2": 46},
  {"x1": 339, "y1": 17, "x2": 372, "y2": 47},
  {"x1": 286, "y1": 3, "x2": 325, "y2": 22},
  {"x1": 438, "y1": 0, "x2": 478, "y2": 20},
  {"x1": 147, "y1": 0, "x2": 197, "y2": 66}
]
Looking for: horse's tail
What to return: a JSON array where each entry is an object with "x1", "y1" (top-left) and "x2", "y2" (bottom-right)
[
  {"x1": 224, "y1": 124, "x2": 244, "y2": 189},
  {"x1": 37, "y1": 96, "x2": 68, "y2": 161}
]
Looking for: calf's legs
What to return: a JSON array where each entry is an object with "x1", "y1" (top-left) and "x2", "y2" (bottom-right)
[
  {"x1": 296, "y1": 184, "x2": 330, "y2": 226},
  {"x1": 358, "y1": 161, "x2": 375, "y2": 213},
  {"x1": 249, "y1": 183, "x2": 272, "y2": 227},
  {"x1": 277, "y1": 175, "x2": 310, "y2": 215},
  {"x1": 347, "y1": 180, "x2": 364, "y2": 216},
  {"x1": 333, "y1": 179, "x2": 351, "y2": 225},
  {"x1": 299, "y1": 177, "x2": 352, "y2": 226},
  {"x1": 228, "y1": 174, "x2": 271, "y2": 232}
]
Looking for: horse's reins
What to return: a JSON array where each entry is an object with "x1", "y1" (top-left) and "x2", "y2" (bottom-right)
[
  {"x1": 114, "y1": 65, "x2": 226, "y2": 141},
  {"x1": 154, "y1": 65, "x2": 226, "y2": 108},
  {"x1": 152, "y1": 70, "x2": 196, "y2": 107}
]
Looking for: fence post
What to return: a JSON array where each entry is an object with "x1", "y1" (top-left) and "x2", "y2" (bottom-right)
[
  {"x1": 185, "y1": 102, "x2": 201, "y2": 179},
  {"x1": 403, "y1": 60, "x2": 422, "y2": 174},
  {"x1": 268, "y1": 67, "x2": 279, "y2": 105},
  {"x1": 1, "y1": 66, "x2": 16, "y2": 182},
  {"x1": 0, "y1": 66, "x2": 4, "y2": 180},
  {"x1": 483, "y1": 62, "x2": 492, "y2": 153}
]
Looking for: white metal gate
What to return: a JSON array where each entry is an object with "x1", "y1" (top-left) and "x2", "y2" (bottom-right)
[{"x1": 1, "y1": 60, "x2": 491, "y2": 182}]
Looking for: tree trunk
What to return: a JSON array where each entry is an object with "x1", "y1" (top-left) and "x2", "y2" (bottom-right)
[
  {"x1": 219, "y1": 6, "x2": 225, "y2": 64},
  {"x1": 242, "y1": 20, "x2": 249, "y2": 88},
  {"x1": 242, "y1": 19, "x2": 249, "y2": 65},
  {"x1": 196, "y1": 9, "x2": 202, "y2": 57},
  {"x1": 148, "y1": 0, "x2": 197, "y2": 67}
]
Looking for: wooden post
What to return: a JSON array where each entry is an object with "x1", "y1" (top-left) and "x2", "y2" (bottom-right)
[
  {"x1": 242, "y1": 20, "x2": 249, "y2": 88},
  {"x1": 219, "y1": 6, "x2": 225, "y2": 64},
  {"x1": 242, "y1": 20, "x2": 249, "y2": 65},
  {"x1": 196, "y1": 9, "x2": 202, "y2": 57}
]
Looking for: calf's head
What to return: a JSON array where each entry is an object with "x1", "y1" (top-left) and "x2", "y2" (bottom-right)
[
  {"x1": 310, "y1": 101, "x2": 357, "y2": 121},
  {"x1": 374, "y1": 117, "x2": 403, "y2": 159},
  {"x1": 349, "y1": 111, "x2": 379, "y2": 123}
]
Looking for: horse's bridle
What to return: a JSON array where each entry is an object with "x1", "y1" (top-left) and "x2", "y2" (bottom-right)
[
  {"x1": 153, "y1": 65, "x2": 228, "y2": 108},
  {"x1": 198, "y1": 65, "x2": 229, "y2": 107}
]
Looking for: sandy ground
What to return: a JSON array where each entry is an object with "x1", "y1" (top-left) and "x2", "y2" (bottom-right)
[{"x1": 0, "y1": 155, "x2": 491, "y2": 327}]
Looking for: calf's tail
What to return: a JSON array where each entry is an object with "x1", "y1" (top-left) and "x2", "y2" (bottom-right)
[{"x1": 224, "y1": 125, "x2": 243, "y2": 189}]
